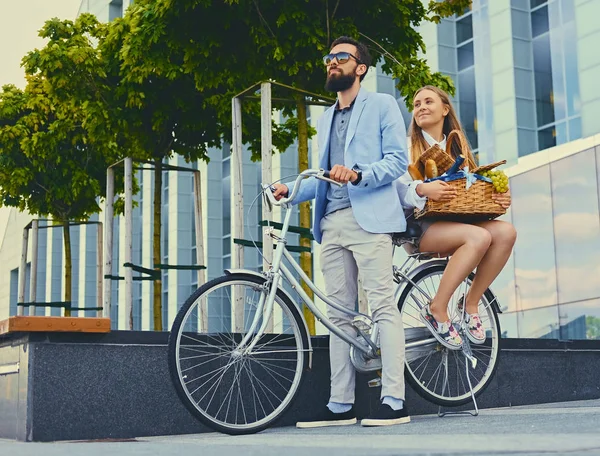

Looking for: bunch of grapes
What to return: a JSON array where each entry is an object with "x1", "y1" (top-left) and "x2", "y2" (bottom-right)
[{"x1": 480, "y1": 169, "x2": 509, "y2": 193}]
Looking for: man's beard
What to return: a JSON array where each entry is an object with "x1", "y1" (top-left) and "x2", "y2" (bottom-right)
[{"x1": 325, "y1": 68, "x2": 356, "y2": 92}]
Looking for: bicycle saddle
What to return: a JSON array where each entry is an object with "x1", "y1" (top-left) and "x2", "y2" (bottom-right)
[{"x1": 392, "y1": 220, "x2": 422, "y2": 241}]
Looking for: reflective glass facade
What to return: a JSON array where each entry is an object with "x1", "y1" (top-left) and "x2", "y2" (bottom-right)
[
  {"x1": 78, "y1": 0, "x2": 124, "y2": 22},
  {"x1": 495, "y1": 145, "x2": 600, "y2": 339},
  {"x1": 436, "y1": 0, "x2": 584, "y2": 162},
  {"x1": 437, "y1": 4, "x2": 482, "y2": 161}
]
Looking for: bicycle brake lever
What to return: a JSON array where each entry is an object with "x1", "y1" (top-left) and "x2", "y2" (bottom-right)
[{"x1": 262, "y1": 183, "x2": 276, "y2": 211}]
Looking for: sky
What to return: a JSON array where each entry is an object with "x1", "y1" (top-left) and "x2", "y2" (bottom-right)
[
  {"x1": 0, "y1": 0, "x2": 81, "y2": 88},
  {"x1": 0, "y1": 0, "x2": 81, "y2": 243}
]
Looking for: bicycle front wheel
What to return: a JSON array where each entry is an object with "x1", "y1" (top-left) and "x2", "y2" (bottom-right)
[
  {"x1": 398, "y1": 263, "x2": 501, "y2": 406},
  {"x1": 168, "y1": 273, "x2": 309, "y2": 434}
]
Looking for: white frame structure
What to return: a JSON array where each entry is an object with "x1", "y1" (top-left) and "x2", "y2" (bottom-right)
[
  {"x1": 104, "y1": 158, "x2": 206, "y2": 329},
  {"x1": 230, "y1": 80, "x2": 334, "y2": 326}
]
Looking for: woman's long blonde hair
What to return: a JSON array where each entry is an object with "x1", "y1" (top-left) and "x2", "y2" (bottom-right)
[{"x1": 408, "y1": 85, "x2": 477, "y2": 170}]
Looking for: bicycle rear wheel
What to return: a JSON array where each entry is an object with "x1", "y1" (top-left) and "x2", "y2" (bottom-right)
[
  {"x1": 398, "y1": 263, "x2": 501, "y2": 406},
  {"x1": 168, "y1": 273, "x2": 309, "y2": 434}
]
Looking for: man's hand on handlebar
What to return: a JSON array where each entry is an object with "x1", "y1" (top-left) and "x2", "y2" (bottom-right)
[
  {"x1": 271, "y1": 183, "x2": 289, "y2": 201},
  {"x1": 329, "y1": 165, "x2": 358, "y2": 184}
]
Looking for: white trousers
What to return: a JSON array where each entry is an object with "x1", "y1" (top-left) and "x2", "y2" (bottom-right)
[{"x1": 320, "y1": 208, "x2": 406, "y2": 403}]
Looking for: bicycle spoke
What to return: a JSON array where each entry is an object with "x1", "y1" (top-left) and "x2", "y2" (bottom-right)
[
  {"x1": 251, "y1": 358, "x2": 297, "y2": 381},
  {"x1": 247, "y1": 368, "x2": 279, "y2": 412},
  {"x1": 248, "y1": 358, "x2": 294, "y2": 391},
  {"x1": 179, "y1": 347, "x2": 228, "y2": 358},
  {"x1": 195, "y1": 360, "x2": 236, "y2": 404},
  {"x1": 218, "y1": 361, "x2": 245, "y2": 423},
  {"x1": 182, "y1": 333, "x2": 231, "y2": 349},
  {"x1": 186, "y1": 361, "x2": 233, "y2": 388},
  {"x1": 247, "y1": 357, "x2": 268, "y2": 420},
  {"x1": 410, "y1": 348, "x2": 435, "y2": 375},
  {"x1": 452, "y1": 351, "x2": 468, "y2": 397},
  {"x1": 432, "y1": 360, "x2": 443, "y2": 395},
  {"x1": 425, "y1": 358, "x2": 445, "y2": 390},
  {"x1": 416, "y1": 352, "x2": 435, "y2": 384},
  {"x1": 181, "y1": 351, "x2": 232, "y2": 372}
]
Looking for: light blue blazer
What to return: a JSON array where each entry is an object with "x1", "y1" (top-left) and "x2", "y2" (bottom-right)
[{"x1": 287, "y1": 87, "x2": 409, "y2": 244}]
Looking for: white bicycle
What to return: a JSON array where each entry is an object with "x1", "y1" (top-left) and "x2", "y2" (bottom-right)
[{"x1": 168, "y1": 169, "x2": 502, "y2": 435}]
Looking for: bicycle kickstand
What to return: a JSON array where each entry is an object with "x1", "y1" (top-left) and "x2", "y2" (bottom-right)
[{"x1": 438, "y1": 349, "x2": 480, "y2": 418}]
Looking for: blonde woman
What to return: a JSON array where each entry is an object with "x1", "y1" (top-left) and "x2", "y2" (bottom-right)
[{"x1": 396, "y1": 85, "x2": 516, "y2": 350}]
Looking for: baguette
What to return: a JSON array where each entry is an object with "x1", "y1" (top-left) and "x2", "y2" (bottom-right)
[
  {"x1": 407, "y1": 163, "x2": 424, "y2": 181},
  {"x1": 425, "y1": 159, "x2": 438, "y2": 179}
]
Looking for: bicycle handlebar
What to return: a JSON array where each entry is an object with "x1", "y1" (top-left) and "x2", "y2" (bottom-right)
[{"x1": 263, "y1": 168, "x2": 343, "y2": 209}]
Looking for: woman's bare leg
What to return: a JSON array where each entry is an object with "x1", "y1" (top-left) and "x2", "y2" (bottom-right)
[
  {"x1": 419, "y1": 222, "x2": 492, "y2": 322},
  {"x1": 464, "y1": 220, "x2": 517, "y2": 314}
]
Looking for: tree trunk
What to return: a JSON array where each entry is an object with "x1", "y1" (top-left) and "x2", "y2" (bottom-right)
[
  {"x1": 153, "y1": 158, "x2": 163, "y2": 331},
  {"x1": 295, "y1": 95, "x2": 316, "y2": 335},
  {"x1": 62, "y1": 220, "x2": 72, "y2": 317}
]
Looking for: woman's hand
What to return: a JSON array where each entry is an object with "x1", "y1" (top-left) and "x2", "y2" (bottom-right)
[
  {"x1": 416, "y1": 181, "x2": 458, "y2": 202},
  {"x1": 492, "y1": 188, "x2": 512, "y2": 209}
]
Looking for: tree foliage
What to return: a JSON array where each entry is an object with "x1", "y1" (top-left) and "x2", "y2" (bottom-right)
[
  {"x1": 113, "y1": 0, "x2": 470, "y2": 158},
  {"x1": 0, "y1": 0, "x2": 471, "y2": 327},
  {"x1": 116, "y1": 0, "x2": 469, "y2": 333},
  {"x1": 0, "y1": 16, "x2": 122, "y2": 313},
  {"x1": 0, "y1": 16, "x2": 118, "y2": 222}
]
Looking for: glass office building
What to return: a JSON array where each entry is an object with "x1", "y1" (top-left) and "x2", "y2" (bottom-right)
[
  {"x1": 413, "y1": 0, "x2": 600, "y2": 339},
  {"x1": 2, "y1": 0, "x2": 600, "y2": 340}
]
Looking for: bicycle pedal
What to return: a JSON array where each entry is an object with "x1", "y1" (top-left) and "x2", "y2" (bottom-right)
[
  {"x1": 367, "y1": 378, "x2": 382, "y2": 388},
  {"x1": 352, "y1": 316, "x2": 373, "y2": 333}
]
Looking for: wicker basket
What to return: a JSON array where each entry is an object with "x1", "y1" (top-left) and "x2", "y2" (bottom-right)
[
  {"x1": 414, "y1": 130, "x2": 507, "y2": 221},
  {"x1": 415, "y1": 130, "x2": 469, "y2": 177}
]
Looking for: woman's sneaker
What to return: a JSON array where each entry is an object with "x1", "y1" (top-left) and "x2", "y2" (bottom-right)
[
  {"x1": 457, "y1": 296, "x2": 486, "y2": 344},
  {"x1": 419, "y1": 304, "x2": 463, "y2": 350}
]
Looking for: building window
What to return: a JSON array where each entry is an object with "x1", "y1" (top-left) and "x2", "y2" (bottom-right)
[
  {"x1": 458, "y1": 67, "x2": 478, "y2": 152},
  {"x1": 455, "y1": 9, "x2": 479, "y2": 153},
  {"x1": 161, "y1": 165, "x2": 169, "y2": 329},
  {"x1": 133, "y1": 169, "x2": 143, "y2": 330},
  {"x1": 456, "y1": 13, "x2": 473, "y2": 43},
  {"x1": 9, "y1": 268, "x2": 19, "y2": 316},
  {"x1": 531, "y1": 4, "x2": 549, "y2": 37},
  {"x1": 109, "y1": 0, "x2": 123, "y2": 20},
  {"x1": 530, "y1": 0, "x2": 581, "y2": 151},
  {"x1": 532, "y1": 34, "x2": 554, "y2": 127}
]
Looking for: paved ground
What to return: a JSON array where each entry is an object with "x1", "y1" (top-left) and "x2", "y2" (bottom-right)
[{"x1": 3, "y1": 399, "x2": 600, "y2": 455}]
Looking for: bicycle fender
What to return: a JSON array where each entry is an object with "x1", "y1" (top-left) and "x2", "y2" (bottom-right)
[{"x1": 224, "y1": 268, "x2": 314, "y2": 367}]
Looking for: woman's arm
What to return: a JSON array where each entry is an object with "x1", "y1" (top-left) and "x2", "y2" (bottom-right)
[{"x1": 396, "y1": 172, "x2": 428, "y2": 210}]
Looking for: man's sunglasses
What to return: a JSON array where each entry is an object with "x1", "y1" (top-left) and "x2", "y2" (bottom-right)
[{"x1": 322, "y1": 51, "x2": 362, "y2": 66}]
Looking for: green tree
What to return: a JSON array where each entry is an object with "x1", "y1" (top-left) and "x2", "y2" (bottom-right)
[
  {"x1": 0, "y1": 9, "x2": 232, "y2": 328},
  {"x1": 4, "y1": 15, "x2": 123, "y2": 317},
  {"x1": 20, "y1": 12, "x2": 228, "y2": 330},
  {"x1": 115, "y1": 0, "x2": 470, "y2": 333},
  {"x1": 100, "y1": 10, "x2": 228, "y2": 330},
  {"x1": 0, "y1": 79, "x2": 117, "y2": 314},
  {"x1": 586, "y1": 316, "x2": 600, "y2": 340},
  {"x1": 234, "y1": 0, "x2": 471, "y2": 333}
]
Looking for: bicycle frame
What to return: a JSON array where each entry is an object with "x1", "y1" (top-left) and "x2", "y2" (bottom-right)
[
  {"x1": 239, "y1": 170, "x2": 438, "y2": 357},
  {"x1": 241, "y1": 204, "x2": 376, "y2": 356}
]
